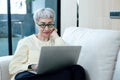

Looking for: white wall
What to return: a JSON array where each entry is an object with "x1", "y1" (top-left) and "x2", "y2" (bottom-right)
[
  {"x1": 79, "y1": 0, "x2": 120, "y2": 30},
  {"x1": 61, "y1": 0, "x2": 77, "y2": 35},
  {"x1": 61, "y1": 0, "x2": 120, "y2": 35}
]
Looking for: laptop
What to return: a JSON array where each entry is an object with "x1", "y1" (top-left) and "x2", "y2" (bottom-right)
[{"x1": 37, "y1": 46, "x2": 81, "y2": 74}]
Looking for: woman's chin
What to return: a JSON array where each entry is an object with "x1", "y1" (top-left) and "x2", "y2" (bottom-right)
[{"x1": 43, "y1": 34, "x2": 50, "y2": 38}]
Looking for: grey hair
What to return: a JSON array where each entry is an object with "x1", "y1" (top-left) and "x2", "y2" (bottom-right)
[{"x1": 33, "y1": 8, "x2": 55, "y2": 24}]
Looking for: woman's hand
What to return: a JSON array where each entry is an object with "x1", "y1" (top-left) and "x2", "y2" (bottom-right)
[
  {"x1": 50, "y1": 28, "x2": 59, "y2": 39},
  {"x1": 31, "y1": 64, "x2": 38, "y2": 71}
]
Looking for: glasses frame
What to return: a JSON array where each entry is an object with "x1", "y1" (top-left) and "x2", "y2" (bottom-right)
[{"x1": 37, "y1": 23, "x2": 55, "y2": 28}]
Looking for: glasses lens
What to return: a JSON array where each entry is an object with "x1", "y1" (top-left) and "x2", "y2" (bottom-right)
[
  {"x1": 38, "y1": 24, "x2": 54, "y2": 28},
  {"x1": 47, "y1": 24, "x2": 54, "y2": 28}
]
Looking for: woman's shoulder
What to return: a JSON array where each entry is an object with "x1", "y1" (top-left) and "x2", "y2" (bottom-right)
[{"x1": 18, "y1": 34, "x2": 35, "y2": 44}]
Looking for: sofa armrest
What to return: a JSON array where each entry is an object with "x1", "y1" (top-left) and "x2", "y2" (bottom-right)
[
  {"x1": 0, "y1": 56, "x2": 13, "y2": 80},
  {"x1": 113, "y1": 48, "x2": 120, "y2": 80}
]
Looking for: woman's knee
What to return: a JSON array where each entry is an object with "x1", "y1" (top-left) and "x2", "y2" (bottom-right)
[
  {"x1": 71, "y1": 65, "x2": 85, "y2": 70},
  {"x1": 70, "y1": 65, "x2": 86, "y2": 80},
  {"x1": 71, "y1": 65, "x2": 86, "y2": 75},
  {"x1": 15, "y1": 71, "x2": 36, "y2": 80}
]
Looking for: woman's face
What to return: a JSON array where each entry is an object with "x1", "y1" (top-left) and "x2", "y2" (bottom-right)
[{"x1": 37, "y1": 18, "x2": 54, "y2": 38}]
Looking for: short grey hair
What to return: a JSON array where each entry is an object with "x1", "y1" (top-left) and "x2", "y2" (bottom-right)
[{"x1": 33, "y1": 8, "x2": 55, "y2": 24}]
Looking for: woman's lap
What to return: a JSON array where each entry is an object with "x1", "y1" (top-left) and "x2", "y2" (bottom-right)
[{"x1": 15, "y1": 65, "x2": 86, "y2": 80}]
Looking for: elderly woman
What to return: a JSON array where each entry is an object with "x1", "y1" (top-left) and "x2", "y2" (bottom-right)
[{"x1": 9, "y1": 8, "x2": 86, "y2": 80}]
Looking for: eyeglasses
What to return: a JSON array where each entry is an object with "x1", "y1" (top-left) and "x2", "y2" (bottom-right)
[{"x1": 38, "y1": 23, "x2": 55, "y2": 28}]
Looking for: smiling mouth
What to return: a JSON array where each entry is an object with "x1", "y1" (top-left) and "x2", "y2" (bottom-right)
[{"x1": 44, "y1": 32, "x2": 50, "y2": 34}]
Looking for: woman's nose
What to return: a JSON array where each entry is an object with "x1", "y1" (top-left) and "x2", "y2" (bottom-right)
[{"x1": 44, "y1": 26, "x2": 49, "y2": 30}]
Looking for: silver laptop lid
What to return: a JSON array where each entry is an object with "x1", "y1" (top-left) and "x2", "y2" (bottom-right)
[{"x1": 37, "y1": 46, "x2": 81, "y2": 74}]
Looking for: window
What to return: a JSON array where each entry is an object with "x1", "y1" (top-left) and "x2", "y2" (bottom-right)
[
  {"x1": 0, "y1": 0, "x2": 26, "y2": 14},
  {"x1": 0, "y1": 0, "x2": 60, "y2": 56},
  {"x1": 0, "y1": 0, "x2": 8, "y2": 56}
]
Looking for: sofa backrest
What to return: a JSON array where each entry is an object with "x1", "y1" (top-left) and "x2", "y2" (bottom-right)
[{"x1": 62, "y1": 27, "x2": 120, "y2": 80}]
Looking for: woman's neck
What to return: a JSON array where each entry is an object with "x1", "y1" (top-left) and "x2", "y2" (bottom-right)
[{"x1": 36, "y1": 33, "x2": 49, "y2": 41}]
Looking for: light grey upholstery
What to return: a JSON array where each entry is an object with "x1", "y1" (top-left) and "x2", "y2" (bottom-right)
[{"x1": 0, "y1": 56, "x2": 12, "y2": 80}]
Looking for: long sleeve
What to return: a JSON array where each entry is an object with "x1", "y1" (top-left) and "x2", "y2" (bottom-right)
[
  {"x1": 9, "y1": 39, "x2": 29, "y2": 77},
  {"x1": 54, "y1": 37, "x2": 66, "y2": 46}
]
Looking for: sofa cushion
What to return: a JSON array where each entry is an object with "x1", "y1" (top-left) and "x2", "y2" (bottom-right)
[{"x1": 62, "y1": 27, "x2": 120, "y2": 80}]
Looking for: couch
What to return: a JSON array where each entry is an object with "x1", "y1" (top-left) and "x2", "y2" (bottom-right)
[{"x1": 0, "y1": 27, "x2": 120, "y2": 80}]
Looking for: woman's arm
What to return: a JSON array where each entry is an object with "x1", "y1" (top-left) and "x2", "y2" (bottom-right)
[
  {"x1": 9, "y1": 39, "x2": 29, "y2": 76},
  {"x1": 50, "y1": 28, "x2": 66, "y2": 46}
]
